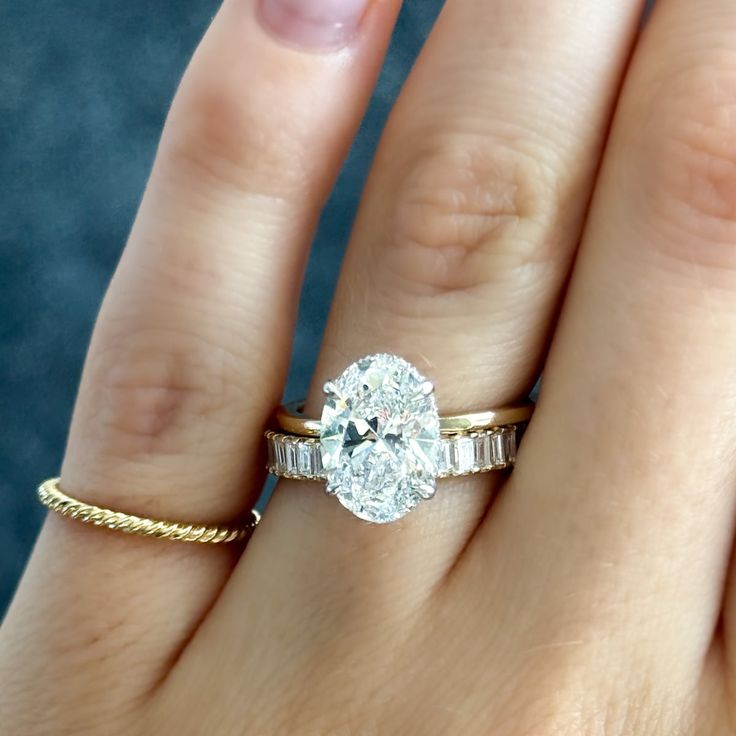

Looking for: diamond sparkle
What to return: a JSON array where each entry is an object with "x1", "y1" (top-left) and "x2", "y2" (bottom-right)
[{"x1": 319, "y1": 354, "x2": 440, "y2": 523}]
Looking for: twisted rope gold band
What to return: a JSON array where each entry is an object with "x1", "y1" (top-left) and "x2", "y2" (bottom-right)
[{"x1": 37, "y1": 478, "x2": 259, "y2": 544}]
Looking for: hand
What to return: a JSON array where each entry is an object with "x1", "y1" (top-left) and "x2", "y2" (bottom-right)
[{"x1": 3, "y1": 0, "x2": 736, "y2": 733}]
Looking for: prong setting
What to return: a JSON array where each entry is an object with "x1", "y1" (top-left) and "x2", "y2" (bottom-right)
[
  {"x1": 417, "y1": 483, "x2": 436, "y2": 500},
  {"x1": 319, "y1": 354, "x2": 440, "y2": 523},
  {"x1": 265, "y1": 353, "x2": 528, "y2": 524}
]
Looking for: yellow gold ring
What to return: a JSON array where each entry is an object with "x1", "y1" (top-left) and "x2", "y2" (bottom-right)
[
  {"x1": 275, "y1": 399, "x2": 535, "y2": 437},
  {"x1": 37, "y1": 478, "x2": 259, "y2": 544}
]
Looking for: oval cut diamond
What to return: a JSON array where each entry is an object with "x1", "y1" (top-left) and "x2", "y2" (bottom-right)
[{"x1": 320, "y1": 354, "x2": 440, "y2": 523}]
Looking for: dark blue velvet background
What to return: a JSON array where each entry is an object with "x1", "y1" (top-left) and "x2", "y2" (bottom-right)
[{"x1": 0, "y1": 2, "x2": 444, "y2": 615}]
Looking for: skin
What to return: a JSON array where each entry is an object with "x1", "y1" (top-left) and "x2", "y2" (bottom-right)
[{"x1": 2, "y1": 0, "x2": 736, "y2": 733}]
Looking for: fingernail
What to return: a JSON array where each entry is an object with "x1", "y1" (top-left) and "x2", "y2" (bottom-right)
[{"x1": 260, "y1": 0, "x2": 369, "y2": 50}]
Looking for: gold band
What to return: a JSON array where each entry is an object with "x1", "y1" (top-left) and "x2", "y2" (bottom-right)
[
  {"x1": 275, "y1": 399, "x2": 535, "y2": 438},
  {"x1": 37, "y1": 478, "x2": 259, "y2": 544}
]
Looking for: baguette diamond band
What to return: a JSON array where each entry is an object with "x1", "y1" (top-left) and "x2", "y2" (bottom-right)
[
  {"x1": 266, "y1": 353, "x2": 532, "y2": 524},
  {"x1": 267, "y1": 426, "x2": 518, "y2": 480}
]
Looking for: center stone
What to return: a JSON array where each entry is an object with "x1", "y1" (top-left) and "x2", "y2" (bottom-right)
[{"x1": 319, "y1": 354, "x2": 440, "y2": 524}]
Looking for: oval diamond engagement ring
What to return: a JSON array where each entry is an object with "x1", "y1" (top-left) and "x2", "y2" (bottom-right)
[{"x1": 266, "y1": 354, "x2": 533, "y2": 524}]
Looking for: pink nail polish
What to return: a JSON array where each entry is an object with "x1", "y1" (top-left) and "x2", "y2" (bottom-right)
[{"x1": 260, "y1": 0, "x2": 369, "y2": 50}]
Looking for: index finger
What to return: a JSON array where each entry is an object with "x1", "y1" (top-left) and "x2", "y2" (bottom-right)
[{"x1": 0, "y1": 0, "x2": 400, "y2": 724}]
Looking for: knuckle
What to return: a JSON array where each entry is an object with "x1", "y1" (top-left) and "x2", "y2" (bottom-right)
[
  {"x1": 160, "y1": 74, "x2": 311, "y2": 203},
  {"x1": 634, "y1": 55, "x2": 736, "y2": 269},
  {"x1": 79, "y1": 324, "x2": 240, "y2": 460},
  {"x1": 386, "y1": 132, "x2": 560, "y2": 298},
  {"x1": 490, "y1": 657, "x2": 678, "y2": 736}
]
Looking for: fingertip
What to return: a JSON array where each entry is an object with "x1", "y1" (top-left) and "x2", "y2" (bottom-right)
[{"x1": 259, "y1": 0, "x2": 371, "y2": 51}]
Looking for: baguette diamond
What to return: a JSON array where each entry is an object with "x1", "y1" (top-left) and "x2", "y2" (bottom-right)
[{"x1": 267, "y1": 427, "x2": 517, "y2": 480}]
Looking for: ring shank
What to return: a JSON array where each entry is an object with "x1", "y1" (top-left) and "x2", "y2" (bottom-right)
[{"x1": 275, "y1": 400, "x2": 534, "y2": 438}]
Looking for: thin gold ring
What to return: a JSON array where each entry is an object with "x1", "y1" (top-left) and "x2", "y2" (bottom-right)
[
  {"x1": 275, "y1": 399, "x2": 535, "y2": 438},
  {"x1": 37, "y1": 478, "x2": 259, "y2": 544}
]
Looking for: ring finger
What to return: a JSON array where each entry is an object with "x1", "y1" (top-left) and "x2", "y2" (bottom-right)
[
  {"x1": 179, "y1": 0, "x2": 648, "y2": 723},
  {"x1": 257, "y1": 0, "x2": 647, "y2": 577}
]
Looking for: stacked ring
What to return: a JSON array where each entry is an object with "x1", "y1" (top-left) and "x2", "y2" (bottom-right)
[{"x1": 266, "y1": 353, "x2": 533, "y2": 524}]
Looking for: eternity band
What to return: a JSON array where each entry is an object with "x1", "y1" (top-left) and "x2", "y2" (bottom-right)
[
  {"x1": 266, "y1": 353, "x2": 533, "y2": 524},
  {"x1": 267, "y1": 426, "x2": 518, "y2": 480},
  {"x1": 38, "y1": 478, "x2": 259, "y2": 544}
]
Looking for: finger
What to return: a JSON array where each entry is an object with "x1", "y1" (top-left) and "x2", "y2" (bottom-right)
[
  {"x1": 165, "y1": 0, "x2": 646, "y2": 723},
  {"x1": 0, "y1": 0, "x2": 399, "y2": 718},
  {"x1": 473, "y1": 0, "x2": 736, "y2": 694},
  {"x1": 260, "y1": 0, "x2": 645, "y2": 574},
  {"x1": 65, "y1": 0, "x2": 398, "y2": 524}
]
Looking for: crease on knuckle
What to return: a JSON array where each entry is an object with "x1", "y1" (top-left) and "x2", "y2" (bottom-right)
[
  {"x1": 159, "y1": 80, "x2": 312, "y2": 205},
  {"x1": 634, "y1": 57, "x2": 736, "y2": 273},
  {"x1": 384, "y1": 133, "x2": 559, "y2": 299},
  {"x1": 82, "y1": 327, "x2": 236, "y2": 459},
  {"x1": 496, "y1": 673, "x2": 681, "y2": 736}
]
